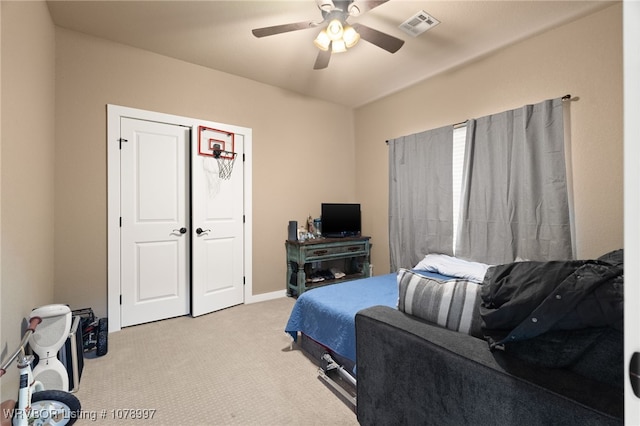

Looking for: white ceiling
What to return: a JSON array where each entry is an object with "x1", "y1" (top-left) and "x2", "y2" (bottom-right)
[{"x1": 46, "y1": 0, "x2": 615, "y2": 108}]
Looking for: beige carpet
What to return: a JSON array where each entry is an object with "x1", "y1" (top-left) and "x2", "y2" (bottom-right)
[{"x1": 74, "y1": 297, "x2": 358, "y2": 425}]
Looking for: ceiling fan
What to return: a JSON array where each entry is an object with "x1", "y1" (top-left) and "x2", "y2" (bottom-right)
[{"x1": 251, "y1": 0, "x2": 404, "y2": 70}]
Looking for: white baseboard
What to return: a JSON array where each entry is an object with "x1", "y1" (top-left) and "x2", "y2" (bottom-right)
[{"x1": 246, "y1": 290, "x2": 287, "y2": 304}]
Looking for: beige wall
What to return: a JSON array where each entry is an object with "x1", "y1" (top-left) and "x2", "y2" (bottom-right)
[
  {"x1": 53, "y1": 28, "x2": 356, "y2": 318},
  {"x1": 0, "y1": 1, "x2": 56, "y2": 401},
  {"x1": 355, "y1": 3, "x2": 623, "y2": 273}
]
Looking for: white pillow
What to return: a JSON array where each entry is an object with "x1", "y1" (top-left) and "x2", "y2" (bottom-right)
[{"x1": 413, "y1": 253, "x2": 491, "y2": 284}]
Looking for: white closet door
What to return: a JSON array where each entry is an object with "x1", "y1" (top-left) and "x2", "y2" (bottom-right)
[
  {"x1": 120, "y1": 117, "x2": 190, "y2": 327},
  {"x1": 191, "y1": 126, "x2": 245, "y2": 316}
]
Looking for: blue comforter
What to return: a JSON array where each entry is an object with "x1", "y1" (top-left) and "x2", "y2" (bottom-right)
[{"x1": 285, "y1": 271, "x2": 449, "y2": 363}]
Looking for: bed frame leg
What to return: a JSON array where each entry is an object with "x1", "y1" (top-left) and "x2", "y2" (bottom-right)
[
  {"x1": 318, "y1": 353, "x2": 357, "y2": 409},
  {"x1": 321, "y1": 353, "x2": 357, "y2": 387}
]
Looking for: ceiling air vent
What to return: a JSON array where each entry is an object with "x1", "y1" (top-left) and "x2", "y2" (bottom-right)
[{"x1": 399, "y1": 10, "x2": 440, "y2": 37}]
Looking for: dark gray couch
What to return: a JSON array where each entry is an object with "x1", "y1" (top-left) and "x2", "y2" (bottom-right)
[{"x1": 355, "y1": 305, "x2": 623, "y2": 426}]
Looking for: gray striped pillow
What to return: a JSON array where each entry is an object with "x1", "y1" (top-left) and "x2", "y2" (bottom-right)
[{"x1": 397, "y1": 268, "x2": 483, "y2": 338}]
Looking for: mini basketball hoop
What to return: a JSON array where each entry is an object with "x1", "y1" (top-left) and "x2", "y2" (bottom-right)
[
  {"x1": 212, "y1": 144, "x2": 237, "y2": 180},
  {"x1": 198, "y1": 126, "x2": 237, "y2": 180}
]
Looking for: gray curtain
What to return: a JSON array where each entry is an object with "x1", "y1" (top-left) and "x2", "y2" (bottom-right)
[
  {"x1": 456, "y1": 98, "x2": 572, "y2": 264},
  {"x1": 388, "y1": 125, "x2": 454, "y2": 271}
]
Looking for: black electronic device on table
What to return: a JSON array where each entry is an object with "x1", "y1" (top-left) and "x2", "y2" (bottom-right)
[{"x1": 321, "y1": 203, "x2": 361, "y2": 238}]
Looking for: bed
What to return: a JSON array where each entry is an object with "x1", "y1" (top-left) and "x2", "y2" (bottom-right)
[
  {"x1": 285, "y1": 271, "x2": 443, "y2": 366},
  {"x1": 285, "y1": 253, "x2": 490, "y2": 372},
  {"x1": 284, "y1": 254, "x2": 491, "y2": 408}
]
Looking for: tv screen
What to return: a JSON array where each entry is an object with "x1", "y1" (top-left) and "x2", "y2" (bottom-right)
[{"x1": 321, "y1": 203, "x2": 361, "y2": 238}]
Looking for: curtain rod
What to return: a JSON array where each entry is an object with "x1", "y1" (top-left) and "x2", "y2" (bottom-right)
[{"x1": 385, "y1": 94, "x2": 572, "y2": 144}]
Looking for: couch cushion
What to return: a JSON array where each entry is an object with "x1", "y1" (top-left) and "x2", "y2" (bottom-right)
[{"x1": 397, "y1": 268, "x2": 483, "y2": 338}]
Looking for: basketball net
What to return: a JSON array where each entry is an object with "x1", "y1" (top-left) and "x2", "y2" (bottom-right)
[
  {"x1": 214, "y1": 149, "x2": 237, "y2": 180},
  {"x1": 203, "y1": 157, "x2": 221, "y2": 198},
  {"x1": 202, "y1": 148, "x2": 236, "y2": 198}
]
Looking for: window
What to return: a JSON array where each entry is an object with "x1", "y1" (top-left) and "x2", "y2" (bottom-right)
[
  {"x1": 451, "y1": 124, "x2": 467, "y2": 254},
  {"x1": 390, "y1": 97, "x2": 571, "y2": 267}
]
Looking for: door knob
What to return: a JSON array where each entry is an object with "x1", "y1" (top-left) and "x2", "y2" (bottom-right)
[
  {"x1": 196, "y1": 228, "x2": 211, "y2": 235},
  {"x1": 173, "y1": 227, "x2": 187, "y2": 234}
]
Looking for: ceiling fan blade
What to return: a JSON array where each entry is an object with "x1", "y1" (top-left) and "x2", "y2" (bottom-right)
[
  {"x1": 351, "y1": 23, "x2": 404, "y2": 53},
  {"x1": 252, "y1": 21, "x2": 318, "y2": 38},
  {"x1": 348, "y1": 0, "x2": 390, "y2": 16},
  {"x1": 313, "y1": 48, "x2": 332, "y2": 70}
]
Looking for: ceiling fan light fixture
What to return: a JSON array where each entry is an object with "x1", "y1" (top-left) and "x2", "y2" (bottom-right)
[
  {"x1": 342, "y1": 25, "x2": 360, "y2": 48},
  {"x1": 331, "y1": 39, "x2": 347, "y2": 53},
  {"x1": 326, "y1": 19, "x2": 344, "y2": 41},
  {"x1": 253, "y1": 0, "x2": 404, "y2": 69},
  {"x1": 313, "y1": 30, "x2": 331, "y2": 51}
]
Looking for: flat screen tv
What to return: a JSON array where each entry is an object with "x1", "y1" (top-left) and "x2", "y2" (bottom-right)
[{"x1": 321, "y1": 203, "x2": 361, "y2": 238}]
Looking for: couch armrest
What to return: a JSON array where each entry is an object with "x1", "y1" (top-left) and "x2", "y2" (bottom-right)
[{"x1": 355, "y1": 305, "x2": 622, "y2": 426}]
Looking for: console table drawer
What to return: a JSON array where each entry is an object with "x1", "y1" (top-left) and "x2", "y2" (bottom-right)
[{"x1": 304, "y1": 242, "x2": 368, "y2": 260}]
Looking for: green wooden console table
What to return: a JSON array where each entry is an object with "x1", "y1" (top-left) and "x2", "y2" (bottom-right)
[{"x1": 285, "y1": 236, "x2": 371, "y2": 296}]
